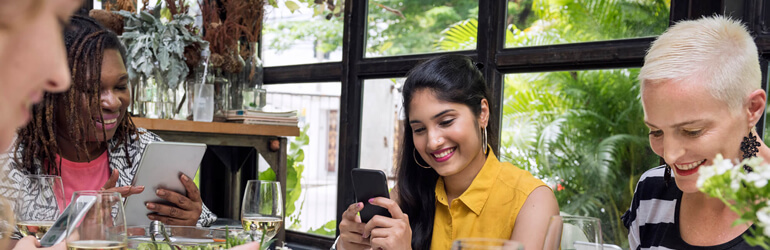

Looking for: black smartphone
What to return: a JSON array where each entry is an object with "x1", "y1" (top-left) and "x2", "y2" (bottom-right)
[{"x1": 351, "y1": 168, "x2": 391, "y2": 223}]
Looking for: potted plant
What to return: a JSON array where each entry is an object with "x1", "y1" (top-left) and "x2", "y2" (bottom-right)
[{"x1": 113, "y1": 4, "x2": 208, "y2": 119}]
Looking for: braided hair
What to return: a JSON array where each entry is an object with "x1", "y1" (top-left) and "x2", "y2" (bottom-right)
[{"x1": 13, "y1": 15, "x2": 137, "y2": 176}]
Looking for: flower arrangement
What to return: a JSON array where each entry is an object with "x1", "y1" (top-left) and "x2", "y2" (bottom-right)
[{"x1": 697, "y1": 154, "x2": 770, "y2": 249}]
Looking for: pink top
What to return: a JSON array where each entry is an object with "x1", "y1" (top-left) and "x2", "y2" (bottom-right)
[{"x1": 56, "y1": 151, "x2": 111, "y2": 206}]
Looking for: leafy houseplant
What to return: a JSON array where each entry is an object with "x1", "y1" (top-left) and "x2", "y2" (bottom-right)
[{"x1": 115, "y1": 9, "x2": 208, "y2": 118}]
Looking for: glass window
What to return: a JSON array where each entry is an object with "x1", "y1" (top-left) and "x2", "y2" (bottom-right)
[
  {"x1": 503, "y1": 0, "x2": 670, "y2": 48},
  {"x1": 263, "y1": 82, "x2": 341, "y2": 237},
  {"x1": 262, "y1": 1, "x2": 345, "y2": 67},
  {"x1": 501, "y1": 69, "x2": 659, "y2": 248},
  {"x1": 359, "y1": 78, "x2": 405, "y2": 188},
  {"x1": 365, "y1": 1, "x2": 479, "y2": 57}
]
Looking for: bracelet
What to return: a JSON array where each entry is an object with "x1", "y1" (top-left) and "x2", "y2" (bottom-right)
[{"x1": 330, "y1": 235, "x2": 341, "y2": 250}]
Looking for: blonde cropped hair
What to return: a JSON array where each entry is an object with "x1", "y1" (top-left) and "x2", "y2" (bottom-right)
[{"x1": 639, "y1": 15, "x2": 761, "y2": 112}]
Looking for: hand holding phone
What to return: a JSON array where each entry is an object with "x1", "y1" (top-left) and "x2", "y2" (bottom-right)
[
  {"x1": 38, "y1": 195, "x2": 97, "y2": 247},
  {"x1": 351, "y1": 169, "x2": 391, "y2": 223}
]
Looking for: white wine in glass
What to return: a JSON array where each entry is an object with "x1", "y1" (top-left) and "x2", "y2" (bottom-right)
[
  {"x1": 15, "y1": 175, "x2": 65, "y2": 239},
  {"x1": 66, "y1": 240, "x2": 127, "y2": 250},
  {"x1": 241, "y1": 180, "x2": 283, "y2": 242},
  {"x1": 66, "y1": 191, "x2": 126, "y2": 250},
  {"x1": 16, "y1": 220, "x2": 54, "y2": 239}
]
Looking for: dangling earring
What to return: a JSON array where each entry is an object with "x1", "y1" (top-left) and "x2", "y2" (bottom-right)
[
  {"x1": 481, "y1": 127, "x2": 488, "y2": 155},
  {"x1": 663, "y1": 164, "x2": 671, "y2": 186},
  {"x1": 741, "y1": 128, "x2": 760, "y2": 172},
  {"x1": 413, "y1": 148, "x2": 431, "y2": 169}
]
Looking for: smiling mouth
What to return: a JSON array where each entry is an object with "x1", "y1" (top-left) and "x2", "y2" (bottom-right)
[
  {"x1": 432, "y1": 147, "x2": 455, "y2": 158},
  {"x1": 96, "y1": 118, "x2": 118, "y2": 124},
  {"x1": 674, "y1": 159, "x2": 706, "y2": 170}
]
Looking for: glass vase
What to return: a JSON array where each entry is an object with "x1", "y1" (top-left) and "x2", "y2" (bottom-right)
[
  {"x1": 208, "y1": 67, "x2": 230, "y2": 121},
  {"x1": 237, "y1": 42, "x2": 264, "y2": 110},
  {"x1": 151, "y1": 69, "x2": 177, "y2": 120}
]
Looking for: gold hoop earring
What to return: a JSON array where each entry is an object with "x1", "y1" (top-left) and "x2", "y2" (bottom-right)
[
  {"x1": 481, "y1": 127, "x2": 488, "y2": 155},
  {"x1": 413, "y1": 148, "x2": 431, "y2": 169}
]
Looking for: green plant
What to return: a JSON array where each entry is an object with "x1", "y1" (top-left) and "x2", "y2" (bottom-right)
[
  {"x1": 259, "y1": 124, "x2": 309, "y2": 228},
  {"x1": 115, "y1": 9, "x2": 208, "y2": 90},
  {"x1": 307, "y1": 219, "x2": 336, "y2": 237}
]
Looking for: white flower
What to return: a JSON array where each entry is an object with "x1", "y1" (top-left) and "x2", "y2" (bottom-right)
[
  {"x1": 745, "y1": 172, "x2": 769, "y2": 188},
  {"x1": 731, "y1": 178, "x2": 741, "y2": 191},
  {"x1": 756, "y1": 179, "x2": 768, "y2": 188},
  {"x1": 758, "y1": 207, "x2": 770, "y2": 237},
  {"x1": 698, "y1": 155, "x2": 728, "y2": 188},
  {"x1": 743, "y1": 156, "x2": 765, "y2": 169},
  {"x1": 697, "y1": 166, "x2": 716, "y2": 188}
]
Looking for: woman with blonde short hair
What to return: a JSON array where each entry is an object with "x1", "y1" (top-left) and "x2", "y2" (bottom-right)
[{"x1": 623, "y1": 15, "x2": 767, "y2": 249}]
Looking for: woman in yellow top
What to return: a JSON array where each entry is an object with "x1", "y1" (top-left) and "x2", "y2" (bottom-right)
[{"x1": 337, "y1": 55, "x2": 559, "y2": 250}]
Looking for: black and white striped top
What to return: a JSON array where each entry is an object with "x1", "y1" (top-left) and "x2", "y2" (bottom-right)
[{"x1": 622, "y1": 166, "x2": 760, "y2": 250}]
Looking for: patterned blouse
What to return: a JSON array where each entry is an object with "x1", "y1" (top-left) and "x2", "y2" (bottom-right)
[{"x1": 0, "y1": 128, "x2": 217, "y2": 238}]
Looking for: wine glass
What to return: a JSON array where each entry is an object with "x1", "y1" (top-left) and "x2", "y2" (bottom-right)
[
  {"x1": 14, "y1": 175, "x2": 65, "y2": 239},
  {"x1": 543, "y1": 215, "x2": 602, "y2": 250},
  {"x1": 451, "y1": 238, "x2": 524, "y2": 250},
  {"x1": 241, "y1": 180, "x2": 283, "y2": 243},
  {"x1": 66, "y1": 191, "x2": 126, "y2": 250}
]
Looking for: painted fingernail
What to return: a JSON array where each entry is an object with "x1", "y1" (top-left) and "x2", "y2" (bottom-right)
[
  {"x1": 357, "y1": 202, "x2": 364, "y2": 209},
  {"x1": 146, "y1": 203, "x2": 155, "y2": 209},
  {"x1": 157, "y1": 190, "x2": 166, "y2": 196},
  {"x1": 368, "y1": 198, "x2": 374, "y2": 203}
]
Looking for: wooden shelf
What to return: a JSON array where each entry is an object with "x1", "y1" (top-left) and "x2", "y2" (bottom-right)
[{"x1": 132, "y1": 117, "x2": 299, "y2": 137}]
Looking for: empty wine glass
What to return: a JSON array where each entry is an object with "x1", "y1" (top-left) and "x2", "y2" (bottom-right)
[
  {"x1": 66, "y1": 191, "x2": 126, "y2": 250},
  {"x1": 543, "y1": 215, "x2": 602, "y2": 250},
  {"x1": 451, "y1": 238, "x2": 524, "y2": 250},
  {"x1": 14, "y1": 175, "x2": 65, "y2": 240},
  {"x1": 241, "y1": 180, "x2": 283, "y2": 243}
]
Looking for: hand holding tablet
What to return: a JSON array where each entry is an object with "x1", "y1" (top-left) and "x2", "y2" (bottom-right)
[{"x1": 123, "y1": 141, "x2": 207, "y2": 226}]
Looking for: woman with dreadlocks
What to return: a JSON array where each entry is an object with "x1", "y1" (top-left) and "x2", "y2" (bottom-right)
[{"x1": 2, "y1": 14, "x2": 216, "y2": 235}]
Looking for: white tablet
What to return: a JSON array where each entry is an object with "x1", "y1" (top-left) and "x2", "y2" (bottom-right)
[{"x1": 123, "y1": 141, "x2": 207, "y2": 226}]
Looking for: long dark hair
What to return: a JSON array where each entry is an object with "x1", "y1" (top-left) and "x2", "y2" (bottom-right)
[
  {"x1": 14, "y1": 15, "x2": 136, "y2": 175},
  {"x1": 397, "y1": 54, "x2": 492, "y2": 250}
]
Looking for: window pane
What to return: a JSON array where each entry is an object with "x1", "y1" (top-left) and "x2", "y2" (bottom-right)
[
  {"x1": 365, "y1": 1, "x2": 479, "y2": 57},
  {"x1": 504, "y1": 1, "x2": 670, "y2": 48},
  {"x1": 359, "y1": 79, "x2": 405, "y2": 189},
  {"x1": 501, "y1": 69, "x2": 658, "y2": 248},
  {"x1": 263, "y1": 83, "x2": 340, "y2": 237},
  {"x1": 262, "y1": 2, "x2": 344, "y2": 67}
]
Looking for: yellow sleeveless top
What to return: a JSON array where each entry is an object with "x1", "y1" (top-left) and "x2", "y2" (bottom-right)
[{"x1": 430, "y1": 151, "x2": 547, "y2": 250}]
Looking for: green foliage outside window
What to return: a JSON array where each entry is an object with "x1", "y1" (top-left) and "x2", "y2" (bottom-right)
[
  {"x1": 366, "y1": 0, "x2": 478, "y2": 56},
  {"x1": 259, "y1": 124, "x2": 309, "y2": 229}
]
